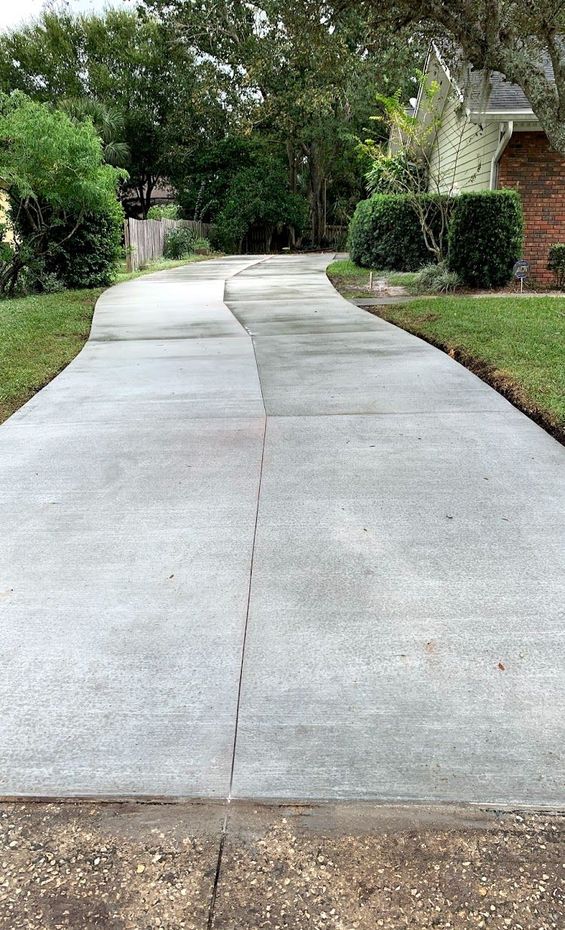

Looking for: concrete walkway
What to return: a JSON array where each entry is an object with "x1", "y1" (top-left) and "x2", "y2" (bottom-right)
[{"x1": 0, "y1": 254, "x2": 563, "y2": 806}]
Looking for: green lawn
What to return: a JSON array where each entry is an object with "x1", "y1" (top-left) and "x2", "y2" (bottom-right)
[
  {"x1": 327, "y1": 258, "x2": 418, "y2": 296},
  {"x1": 0, "y1": 254, "x2": 218, "y2": 424},
  {"x1": 0, "y1": 288, "x2": 102, "y2": 423},
  {"x1": 375, "y1": 296, "x2": 565, "y2": 439}
]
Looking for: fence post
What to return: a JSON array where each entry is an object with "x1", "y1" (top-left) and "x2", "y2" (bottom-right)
[{"x1": 124, "y1": 218, "x2": 133, "y2": 273}]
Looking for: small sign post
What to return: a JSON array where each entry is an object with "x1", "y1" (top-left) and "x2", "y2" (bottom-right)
[{"x1": 513, "y1": 260, "x2": 529, "y2": 294}]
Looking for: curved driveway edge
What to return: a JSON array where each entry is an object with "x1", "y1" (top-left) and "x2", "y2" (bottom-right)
[{"x1": 0, "y1": 254, "x2": 563, "y2": 806}]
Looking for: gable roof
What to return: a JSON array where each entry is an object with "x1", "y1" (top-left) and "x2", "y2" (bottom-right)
[
  {"x1": 467, "y1": 52, "x2": 554, "y2": 114},
  {"x1": 422, "y1": 42, "x2": 555, "y2": 123}
]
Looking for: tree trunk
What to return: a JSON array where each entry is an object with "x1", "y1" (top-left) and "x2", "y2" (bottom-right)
[
  {"x1": 287, "y1": 140, "x2": 298, "y2": 194},
  {"x1": 306, "y1": 143, "x2": 325, "y2": 248}
]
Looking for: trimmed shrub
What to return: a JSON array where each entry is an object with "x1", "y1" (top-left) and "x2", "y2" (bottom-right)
[
  {"x1": 46, "y1": 209, "x2": 122, "y2": 289},
  {"x1": 163, "y1": 225, "x2": 198, "y2": 259},
  {"x1": 11, "y1": 202, "x2": 123, "y2": 290},
  {"x1": 414, "y1": 261, "x2": 461, "y2": 294},
  {"x1": 448, "y1": 190, "x2": 523, "y2": 288},
  {"x1": 348, "y1": 193, "x2": 451, "y2": 271},
  {"x1": 547, "y1": 243, "x2": 565, "y2": 288}
]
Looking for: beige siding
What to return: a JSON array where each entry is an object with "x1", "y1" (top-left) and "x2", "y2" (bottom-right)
[
  {"x1": 0, "y1": 191, "x2": 14, "y2": 244},
  {"x1": 429, "y1": 80, "x2": 500, "y2": 193}
]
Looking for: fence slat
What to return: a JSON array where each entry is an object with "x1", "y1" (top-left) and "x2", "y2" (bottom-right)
[{"x1": 124, "y1": 218, "x2": 211, "y2": 272}]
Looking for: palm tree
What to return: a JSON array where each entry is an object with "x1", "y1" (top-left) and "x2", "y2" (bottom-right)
[{"x1": 60, "y1": 98, "x2": 130, "y2": 167}]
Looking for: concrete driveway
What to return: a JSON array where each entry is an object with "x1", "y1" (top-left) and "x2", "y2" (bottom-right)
[{"x1": 0, "y1": 254, "x2": 563, "y2": 806}]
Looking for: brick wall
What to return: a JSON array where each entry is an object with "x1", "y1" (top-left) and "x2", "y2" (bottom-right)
[{"x1": 498, "y1": 131, "x2": 565, "y2": 286}]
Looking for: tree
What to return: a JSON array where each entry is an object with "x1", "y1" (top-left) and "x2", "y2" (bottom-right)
[
  {"x1": 141, "y1": 0, "x2": 425, "y2": 243},
  {"x1": 0, "y1": 10, "x2": 228, "y2": 216},
  {"x1": 0, "y1": 92, "x2": 124, "y2": 293},
  {"x1": 212, "y1": 150, "x2": 309, "y2": 251},
  {"x1": 353, "y1": 0, "x2": 565, "y2": 153},
  {"x1": 59, "y1": 98, "x2": 130, "y2": 167}
]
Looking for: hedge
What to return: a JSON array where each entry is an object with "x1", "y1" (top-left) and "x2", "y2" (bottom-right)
[
  {"x1": 12, "y1": 201, "x2": 123, "y2": 291},
  {"x1": 348, "y1": 193, "x2": 450, "y2": 271},
  {"x1": 448, "y1": 190, "x2": 524, "y2": 288},
  {"x1": 45, "y1": 209, "x2": 123, "y2": 289}
]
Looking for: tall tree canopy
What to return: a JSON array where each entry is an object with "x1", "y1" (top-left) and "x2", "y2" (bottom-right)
[
  {"x1": 141, "y1": 0, "x2": 424, "y2": 240},
  {"x1": 0, "y1": 2, "x2": 424, "y2": 243},
  {"x1": 353, "y1": 0, "x2": 565, "y2": 153},
  {"x1": 0, "y1": 9, "x2": 229, "y2": 216}
]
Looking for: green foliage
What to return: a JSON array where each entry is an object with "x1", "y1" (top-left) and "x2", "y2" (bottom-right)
[
  {"x1": 141, "y1": 0, "x2": 426, "y2": 242},
  {"x1": 414, "y1": 261, "x2": 461, "y2": 294},
  {"x1": 0, "y1": 91, "x2": 124, "y2": 293},
  {"x1": 366, "y1": 152, "x2": 427, "y2": 195},
  {"x1": 211, "y1": 156, "x2": 308, "y2": 253},
  {"x1": 0, "y1": 225, "x2": 13, "y2": 266},
  {"x1": 0, "y1": 3, "x2": 426, "y2": 244},
  {"x1": 192, "y1": 237, "x2": 211, "y2": 254},
  {"x1": 348, "y1": 193, "x2": 451, "y2": 271},
  {"x1": 60, "y1": 98, "x2": 130, "y2": 167},
  {"x1": 163, "y1": 226, "x2": 199, "y2": 259},
  {"x1": 0, "y1": 92, "x2": 123, "y2": 215},
  {"x1": 147, "y1": 204, "x2": 182, "y2": 220},
  {"x1": 0, "y1": 10, "x2": 225, "y2": 218},
  {"x1": 37, "y1": 210, "x2": 122, "y2": 289},
  {"x1": 547, "y1": 243, "x2": 565, "y2": 288},
  {"x1": 448, "y1": 190, "x2": 524, "y2": 288}
]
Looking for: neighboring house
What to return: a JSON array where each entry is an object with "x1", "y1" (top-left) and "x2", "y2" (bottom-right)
[{"x1": 417, "y1": 44, "x2": 564, "y2": 285}]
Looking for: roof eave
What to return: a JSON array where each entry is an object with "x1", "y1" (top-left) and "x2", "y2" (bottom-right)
[{"x1": 469, "y1": 109, "x2": 538, "y2": 123}]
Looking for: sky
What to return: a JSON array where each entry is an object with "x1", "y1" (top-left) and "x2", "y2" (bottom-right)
[{"x1": 0, "y1": 0, "x2": 132, "y2": 32}]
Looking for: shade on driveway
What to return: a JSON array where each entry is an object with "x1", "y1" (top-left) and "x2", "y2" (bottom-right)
[{"x1": 0, "y1": 255, "x2": 563, "y2": 806}]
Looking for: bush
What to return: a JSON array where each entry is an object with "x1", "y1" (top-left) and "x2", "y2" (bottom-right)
[
  {"x1": 48, "y1": 209, "x2": 122, "y2": 288},
  {"x1": 547, "y1": 244, "x2": 565, "y2": 289},
  {"x1": 163, "y1": 225, "x2": 198, "y2": 259},
  {"x1": 348, "y1": 194, "x2": 451, "y2": 271},
  {"x1": 0, "y1": 224, "x2": 13, "y2": 267},
  {"x1": 12, "y1": 205, "x2": 123, "y2": 291},
  {"x1": 414, "y1": 261, "x2": 461, "y2": 294},
  {"x1": 192, "y1": 237, "x2": 211, "y2": 254},
  {"x1": 0, "y1": 91, "x2": 125, "y2": 295},
  {"x1": 147, "y1": 203, "x2": 181, "y2": 220},
  {"x1": 448, "y1": 190, "x2": 523, "y2": 288}
]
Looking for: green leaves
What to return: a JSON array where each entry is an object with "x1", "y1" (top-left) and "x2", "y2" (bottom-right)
[
  {"x1": 0, "y1": 92, "x2": 124, "y2": 217},
  {"x1": 448, "y1": 190, "x2": 524, "y2": 288},
  {"x1": 0, "y1": 91, "x2": 124, "y2": 294}
]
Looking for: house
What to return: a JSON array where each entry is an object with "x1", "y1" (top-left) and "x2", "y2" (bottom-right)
[{"x1": 416, "y1": 44, "x2": 564, "y2": 285}]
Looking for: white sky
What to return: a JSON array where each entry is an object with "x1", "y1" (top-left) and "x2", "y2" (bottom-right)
[{"x1": 0, "y1": 0, "x2": 133, "y2": 32}]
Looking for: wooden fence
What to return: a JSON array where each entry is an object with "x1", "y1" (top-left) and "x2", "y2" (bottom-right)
[{"x1": 124, "y1": 217, "x2": 211, "y2": 272}]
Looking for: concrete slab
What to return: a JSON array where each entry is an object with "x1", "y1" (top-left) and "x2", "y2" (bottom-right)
[
  {"x1": 248, "y1": 331, "x2": 512, "y2": 416},
  {"x1": 14, "y1": 338, "x2": 265, "y2": 425},
  {"x1": 0, "y1": 417, "x2": 264, "y2": 797},
  {"x1": 0, "y1": 252, "x2": 563, "y2": 807},
  {"x1": 0, "y1": 257, "x2": 266, "y2": 796},
  {"x1": 230, "y1": 413, "x2": 564, "y2": 805}
]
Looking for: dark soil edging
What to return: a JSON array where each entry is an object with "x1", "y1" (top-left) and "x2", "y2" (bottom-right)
[{"x1": 365, "y1": 306, "x2": 565, "y2": 447}]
